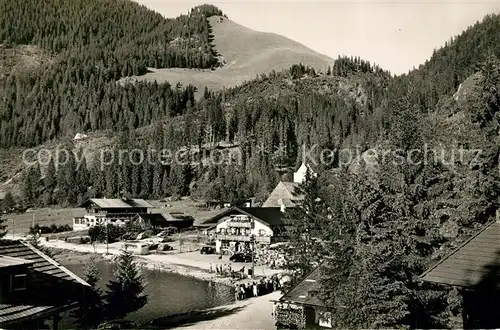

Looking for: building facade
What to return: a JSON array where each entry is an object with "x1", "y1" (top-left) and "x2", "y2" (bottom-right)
[
  {"x1": 73, "y1": 198, "x2": 153, "y2": 230},
  {"x1": 203, "y1": 207, "x2": 285, "y2": 254}
]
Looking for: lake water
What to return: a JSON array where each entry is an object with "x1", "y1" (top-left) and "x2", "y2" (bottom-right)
[{"x1": 63, "y1": 260, "x2": 234, "y2": 327}]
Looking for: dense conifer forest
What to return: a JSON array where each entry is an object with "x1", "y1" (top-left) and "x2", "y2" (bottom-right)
[{"x1": 0, "y1": 1, "x2": 221, "y2": 146}]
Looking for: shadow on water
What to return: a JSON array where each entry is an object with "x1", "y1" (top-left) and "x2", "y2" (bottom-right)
[
  {"x1": 463, "y1": 249, "x2": 500, "y2": 329},
  {"x1": 63, "y1": 260, "x2": 235, "y2": 327},
  {"x1": 143, "y1": 305, "x2": 245, "y2": 329}
]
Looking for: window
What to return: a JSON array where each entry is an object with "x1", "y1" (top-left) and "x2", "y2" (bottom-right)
[
  {"x1": 11, "y1": 273, "x2": 27, "y2": 291},
  {"x1": 258, "y1": 229, "x2": 267, "y2": 236}
]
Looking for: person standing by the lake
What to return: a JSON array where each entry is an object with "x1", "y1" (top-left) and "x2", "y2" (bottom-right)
[
  {"x1": 234, "y1": 283, "x2": 239, "y2": 300},
  {"x1": 252, "y1": 282, "x2": 258, "y2": 297},
  {"x1": 209, "y1": 263, "x2": 212, "y2": 273}
]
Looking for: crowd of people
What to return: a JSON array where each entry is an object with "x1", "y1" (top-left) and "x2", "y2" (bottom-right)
[
  {"x1": 210, "y1": 263, "x2": 248, "y2": 279},
  {"x1": 255, "y1": 247, "x2": 286, "y2": 269},
  {"x1": 234, "y1": 274, "x2": 281, "y2": 301}
]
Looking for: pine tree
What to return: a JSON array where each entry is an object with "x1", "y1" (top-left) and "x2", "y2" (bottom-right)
[
  {"x1": 90, "y1": 156, "x2": 105, "y2": 198},
  {"x1": 76, "y1": 152, "x2": 89, "y2": 194},
  {"x1": 131, "y1": 164, "x2": 140, "y2": 197},
  {"x1": 140, "y1": 163, "x2": 153, "y2": 198},
  {"x1": 72, "y1": 256, "x2": 104, "y2": 328},
  {"x1": 45, "y1": 157, "x2": 56, "y2": 191},
  {"x1": 22, "y1": 165, "x2": 41, "y2": 206},
  {"x1": 104, "y1": 165, "x2": 117, "y2": 198},
  {"x1": 0, "y1": 213, "x2": 7, "y2": 238},
  {"x1": 28, "y1": 233, "x2": 54, "y2": 258},
  {"x1": 283, "y1": 168, "x2": 327, "y2": 288},
  {"x1": 104, "y1": 250, "x2": 147, "y2": 320},
  {"x1": 2, "y1": 191, "x2": 15, "y2": 212},
  {"x1": 161, "y1": 168, "x2": 170, "y2": 196},
  {"x1": 152, "y1": 164, "x2": 163, "y2": 199}
]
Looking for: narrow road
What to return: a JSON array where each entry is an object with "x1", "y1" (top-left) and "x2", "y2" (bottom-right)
[{"x1": 177, "y1": 291, "x2": 280, "y2": 330}]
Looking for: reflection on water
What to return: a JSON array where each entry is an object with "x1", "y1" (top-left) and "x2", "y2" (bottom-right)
[{"x1": 63, "y1": 260, "x2": 234, "y2": 326}]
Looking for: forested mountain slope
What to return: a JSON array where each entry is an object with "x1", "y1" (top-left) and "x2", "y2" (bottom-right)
[
  {"x1": 2, "y1": 4, "x2": 500, "y2": 328},
  {"x1": 0, "y1": 60, "x2": 390, "y2": 201},
  {"x1": 0, "y1": 1, "x2": 223, "y2": 147},
  {"x1": 393, "y1": 13, "x2": 500, "y2": 112},
  {"x1": 2, "y1": 3, "x2": 500, "y2": 220}
]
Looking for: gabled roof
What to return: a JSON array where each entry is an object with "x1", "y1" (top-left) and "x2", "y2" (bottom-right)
[
  {"x1": 136, "y1": 213, "x2": 169, "y2": 227},
  {"x1": 282, "y1": 182, "x2": 302, "y2": 198},
  {"x1": 79, "y1": 198, "x2": 153, "y2": 209},
  {"x1": 0, "y1": 256, "x2": 34, "y2": 269},
  {"x1": 203, "y1": 207, "x2": 284, "y2": 226},
  {"x1": 164, "y1": 212, "x2": 195, "y2": 222},
  {"x1": 0, "y1": 240, "x2": 89, "y2": 326},
  {"x1": 279, "y1": 266, "x2": 325, "y2": 307},
  {"x1": 421, "y1": 221, "x2": 500, "y2": 287},
  {"x1": 126, "y1": 199, "x2": 154, "y2": 208},
  {"x1": 137, "y1": 213, "x2": 194, "y2": 228},
  {"x1": 262, "y1": 181, "x2": 303, "y2": 208}
]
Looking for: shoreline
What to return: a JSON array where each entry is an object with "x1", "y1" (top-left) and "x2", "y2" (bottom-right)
[
  {"x1": 47, "y1": 246, "x2": 235, "y2": 286},
  {"x1": 44, "y1": 243, "x2": 282, "y2": 287},
  {"x1": 42, "y1": 242, "x2": 283, "y2": 329}
]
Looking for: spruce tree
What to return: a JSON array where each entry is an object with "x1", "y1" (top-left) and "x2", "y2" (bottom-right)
[
  {"x1": 140, "y1": 163, "x2": 153, "y2": 198},
  {"x1": 161, "y1": 168, "x2": 170, "y2": 197},
  {"x1": 22, "y1": 165, "x2": 41, "y2": 206},
  {"x1": 72, "y1": 256, "x2": 104, "y2": 328},
  {"x1": 2, "y1": 191, "x2": 15, "y2": 212},
  {"x1": 152, "y1": 164, "x2": 163, "y2": 199},
  {"x1": 131, "y1": 164, "x2": 140, "y2": 197},
  {"x1": 76, "y1": 152, "x2": 89, "y2": 194},
  {"x1": 282, "y1": 168, "x2": 327, "y2": 288},
  {"x1": 0, "y1": 214, "x2": 7, "y2": 238},
  {"x1": 105, "y1": 250, "x2": 147, "y2": 320},
  {"x1": 28, "y1": 233, "x2": 54, "y2": 258},
  {"x1": 45, "y1": 157, "x2": 56, "y2": 191},
  {"x1": 104, "y1": 165, "x2": 117, "y2": 198}
]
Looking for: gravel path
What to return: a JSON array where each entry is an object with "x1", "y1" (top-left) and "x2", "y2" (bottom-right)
[{"x1": 177, "y1": 291, "x2": 280, "y2": 330}]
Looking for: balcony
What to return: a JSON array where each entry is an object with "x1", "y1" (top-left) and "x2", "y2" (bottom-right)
[
  {"x1": 215, "y1": 234, "x2": 271, "y2": 244},
  {"x1": 255, "y1": 236, "x2": 271, "y2": 243}
]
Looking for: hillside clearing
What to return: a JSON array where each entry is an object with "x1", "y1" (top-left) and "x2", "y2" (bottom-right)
[{"x1": 118, "y1": 15, "x2": 333, "y2": 95}]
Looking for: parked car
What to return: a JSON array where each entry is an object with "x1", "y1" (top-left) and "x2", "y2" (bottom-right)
[
  {"x1": 229, "y1": 253, "x2": 252, "y2": 263},
  {"x1": 136, "y1": 232, "x2": 149, "y2": 240},
  {"x1": 156, "y1": 230, "x2": 167, "y2": 238},
  {"x1": 200, "y1": 246, "x2": 216, "y2": 254},
  {"x1": 158, "y1": 243, "x2": 173, "y2": 251},
  {"x1": 122, "y1": 233, "x2": 135, "y2": 241},
  {"x1": 158, "y1": 236, "x2": 172, "y2": 243},
  {"x1": 157, "y1": 227, "x2": 178, "y2": 237},
  {"x1": 97, "y1": 319, "x2": 137, "y2": 329}
]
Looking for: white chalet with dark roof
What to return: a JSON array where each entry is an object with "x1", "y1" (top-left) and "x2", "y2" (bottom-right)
[{"x1": 73, "y1": 198, "x2": 153, "y2": 230}]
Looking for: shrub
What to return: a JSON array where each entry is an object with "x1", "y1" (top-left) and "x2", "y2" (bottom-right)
[
  {"x1": 88, "y1": 224, "x2": 126, "y2": 243},
  {"x1": 29, "y1": 224, "x2": 72, "y2": 234}
]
